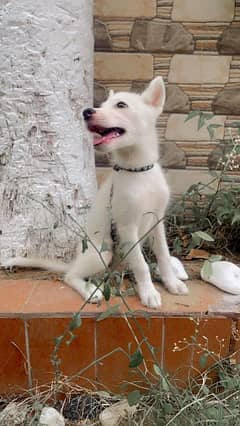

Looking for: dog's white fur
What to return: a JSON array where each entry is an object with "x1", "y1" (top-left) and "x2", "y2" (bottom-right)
[{"x1": 4, "y1": 77, "x2": 188, "y2": 308}]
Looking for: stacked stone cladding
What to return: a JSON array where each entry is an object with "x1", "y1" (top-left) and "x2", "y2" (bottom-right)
[{"x1": 94, "y1": 0, "x2": 240, "y2": 194}]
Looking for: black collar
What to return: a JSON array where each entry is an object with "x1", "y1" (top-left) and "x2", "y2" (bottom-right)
[{"x1": 113, "y1": 163, "x2": 154, "y2": 173}]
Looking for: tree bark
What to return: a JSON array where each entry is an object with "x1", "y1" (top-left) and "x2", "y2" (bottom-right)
[{"x1": 0, "y1": 0, "x2": 96, "y2": 262}]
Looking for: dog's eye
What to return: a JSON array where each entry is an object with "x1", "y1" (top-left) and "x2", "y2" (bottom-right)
[{"x1": 116, "y1": 101, "x2": 128, "y2": 109}]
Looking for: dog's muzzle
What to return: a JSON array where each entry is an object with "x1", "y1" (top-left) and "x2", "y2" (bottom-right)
[{"x1": 82, "y1": 108, "x2": 96, "y2": 121}]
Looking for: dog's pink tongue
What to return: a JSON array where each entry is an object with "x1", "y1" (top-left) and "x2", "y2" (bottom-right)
[{"x1": 94, "y1": 130, "x2": 119, "y2": 146}]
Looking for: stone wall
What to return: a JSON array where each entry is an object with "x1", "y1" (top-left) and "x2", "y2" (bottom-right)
[{"x1": 94, "y1": 0, "x2": 240, "y2": 194}]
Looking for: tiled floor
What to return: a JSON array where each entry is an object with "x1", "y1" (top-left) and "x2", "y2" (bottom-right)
[{"x1": 0, "y1": 263, "x2": 239, "y2": 393}]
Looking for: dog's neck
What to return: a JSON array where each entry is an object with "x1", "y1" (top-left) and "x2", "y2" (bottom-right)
[{"x1": 111, "y1": 133, "x2": 159, "y2": 169}]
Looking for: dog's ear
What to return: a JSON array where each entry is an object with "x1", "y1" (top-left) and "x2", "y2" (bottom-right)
[{"x1": 141, "y1": 77, "x2": 166, "y2": 113}]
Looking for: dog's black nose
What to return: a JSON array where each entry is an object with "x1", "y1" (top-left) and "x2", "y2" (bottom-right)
[{"x1": 82, "y1": 108, "x2": 96, "y2": 121}]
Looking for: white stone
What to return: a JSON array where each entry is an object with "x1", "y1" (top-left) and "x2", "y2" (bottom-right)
[
  {"x1": 100, "y1": 399, "x2": 137, "y2": 426},
  {"x1": 0, "y1": 402, "x2": 28, "y2": 425},
  {"x1": 0, "y1": 1, "x2": 96, "y2": 263},
  {"x1": 39, "y1": 407, "x2": 65, "y2": 426},
  {"x1": 201, "y1": 261, "x2": 240, "y2": 295},
  {"x1": 165, "y1": 114, "x2": 226, "y2": 141},
  {"x1": 172, "y1": 0, "x2": 235, "y2": 22},
  {"x1": 168, "y1": 55, "x2": 231, "y2": 84}
]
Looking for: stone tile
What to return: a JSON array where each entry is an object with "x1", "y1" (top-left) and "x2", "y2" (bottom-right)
[
  {"x1": 218, "y1": 25, "x2": 240, "y2": 55},
  {"x1": 96, "y1": 318, "x2": 163, "y2": 392},
  {"x1": 28, "y1": 318, "x2": 96, "y2": 387},
  {"x1": 192, "y1": 319, "x2": 232, "y2": 375},
  {"x1": 213, "y1": 88, "x2": 240, "y2": 115},
  {"x1": 164, "y1": 318, "x2": 232, "y2": 384},
  {"x1": 165, "y1": 114, "x2": 226, "y2": 141},
  {"x1": 0, "y1": 279, "x2": 36, "y2": 314},
  {"x1": 163, "y1": 318, "x2": 195, "y2": 383},
  {"x1": 160, "y1": 142, "x2": 186, "y2": 169},
  {"x1": 94, "y1": 82, "x2": 108, "y2": 107},
  {"x1": 168, "y1": 55, "x2": 231, "y2": 84},
  {"x1": 94, "y1": 0, "x2": 156, "y2": 18},
  {"x1": 130, "y1": 21, "x2": 193, "y2": 53},
  {"x1": 94, "y1": 20, "x2": 112, "y2": 51},
  {"x1": 172, "y1": 0, "x2": 234, "y2": 22},
  {"x1": 0, "y1": 319, "x2": 28, "y2": 393},
  {"x1": 164, "y1": 85, "x2": 190, "y2": 113},
  {"x1": 95, "y1": 53, "x2": 153, "y2": 81}
]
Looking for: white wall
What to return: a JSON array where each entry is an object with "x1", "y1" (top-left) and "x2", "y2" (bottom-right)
[{"x1": 0, "y1": 0, "x2": 96, "y2": 262}]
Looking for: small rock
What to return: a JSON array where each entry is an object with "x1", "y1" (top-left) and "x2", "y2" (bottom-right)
[
  {"x1": 0, "y1": 402, "x2": 28, "y2": 425},
  {"x1": 39, "y1": 407, "x2": 65, "y2": 426},
  {"x1": 99, "y1": 399, "x2": 137, "y2": 426}
]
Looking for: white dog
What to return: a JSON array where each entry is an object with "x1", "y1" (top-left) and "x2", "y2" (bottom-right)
[{"x1": 4, "y1": 77, "x2": 188, "y2": 308}]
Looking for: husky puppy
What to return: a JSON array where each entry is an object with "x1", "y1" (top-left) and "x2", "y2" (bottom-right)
[{"x1": 4, "y1": 77, "x2": 188, "y2": 308}]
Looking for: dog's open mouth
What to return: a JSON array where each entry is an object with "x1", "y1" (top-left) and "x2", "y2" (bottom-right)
[{"x1": 88, "y1": 125, "x2": 125, "y2": 146}]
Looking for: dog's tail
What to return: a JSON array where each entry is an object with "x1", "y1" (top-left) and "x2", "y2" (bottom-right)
[{"x1": 2, "y1": 256, "x2": 68, "y2": 274}]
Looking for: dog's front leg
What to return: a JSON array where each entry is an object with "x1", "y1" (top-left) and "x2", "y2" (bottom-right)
[
  {"x1": 118, "y1": 224, "x2": 161, "y2": 308},
  {"x1": 152, "y1": 222, "x2": 188, "y2": 295}
]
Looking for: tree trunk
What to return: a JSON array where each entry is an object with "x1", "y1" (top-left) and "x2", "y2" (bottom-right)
[{"x1": 0, "y1": 0, "x2": 96, "y2": 262}]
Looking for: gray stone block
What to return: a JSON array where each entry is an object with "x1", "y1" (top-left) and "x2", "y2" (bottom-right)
[
  {"x1": 130, "y1": 20, "x2": 194, "y2": 53},
  {"x1": 94, "y1": 20, "x2": 112, "y2": 51},
  {"x1": 218, "y1": 25, "x2": 240, "y2": 55},
  {"x1": 213, "y1": 88, "x2": 240, "y2": 115}
]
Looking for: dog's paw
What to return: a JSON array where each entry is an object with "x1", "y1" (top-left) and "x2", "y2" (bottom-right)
[
  {"x1": 165, "y1": 278, "x2": 189, "y2": 295},
  {"x1": 85, "y1": 283, "x2": 103, "y2": 304},
  {"x1": 139, "y1": 287, "x2": 162, "y2": 309}
]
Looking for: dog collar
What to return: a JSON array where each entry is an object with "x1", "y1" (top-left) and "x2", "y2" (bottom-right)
[{"x1": 113, "y1": 164, "x2": 154, "y2": 173}]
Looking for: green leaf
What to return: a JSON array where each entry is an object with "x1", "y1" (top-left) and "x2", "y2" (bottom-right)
[
  {"x1": 153, "y1": 363, "x2": 162, "y2": 376},
  {"x1": 207, "y1": 124, "x2": 222, "y2": 139},
  {"x1": 192, "y1": 231, "x2": 214, "y2": 242},
  {"x1": 232, "y1": 211, "x2": 240, "y2": 225},
  {"x1": 103, "y1": 282, "x2": 111, "y2": 301},
  {"x1": 201, "y1": 260, "x2": 213, "y2": 281},
  {"x1": 82, "y1": 238, "x2": 88, "y2": 253},
  {"x1": 69, "y1": 312, "x2": 82, "y2": 330},
  {"x1": 203, "y1": 113, "x2": 215, "y2": 121},
  {"x1": 163, "y1": 402, "x2": 173, "y2": 414},
  {"x1": 161, "y1": 377, "x2": 170, "y2": 392},
  {"x1": 129, "y1": 349, "x2": 143, "y2": 368},
  {"x1": 184, "y1": 110, "x2": 200, "y2": 122},
  {"x1": 54, "y1": 335, "x2": 64, "y2": 346},
  {"x1": 199, "y1": 352, "x2": 209, "y2": 369},
  {"x1": 97, "y1": 304, "x2": 121, "y2": 321},
  {"x1": 127, "y1": 390, "x2": 141, "y2": 406},
  {"x1": 198, "y1": 113, "x2": 206, "y2": 130}
]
